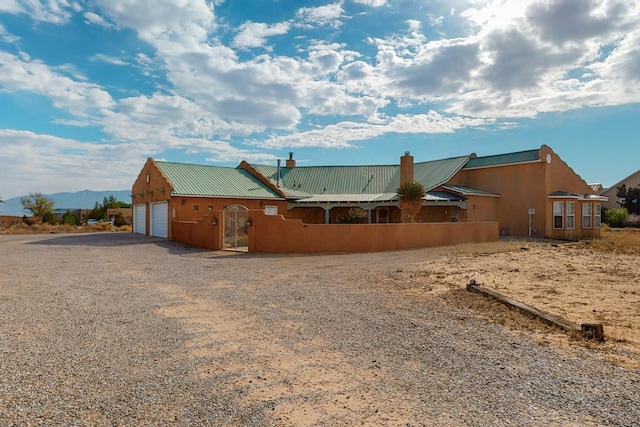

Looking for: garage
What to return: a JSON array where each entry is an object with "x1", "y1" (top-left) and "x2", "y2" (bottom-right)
[
  {"x1": 150, "y1": 202, "x2": 169, "y2": 238},
  {"x1": 133, "y1": 204, "x2": 146, "y2": 235}
]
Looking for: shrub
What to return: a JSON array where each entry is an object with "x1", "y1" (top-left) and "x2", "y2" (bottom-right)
[
  {"x1": 114, "y1": 212, "x2": 127, "y2": 227},
  {"x1": 625, "y1": 214, "x2": 640, "y2": 228},
  {"x1": 397, "y1": 180, "x2": 425, "y2": 223},
  {"x1": 604, "y1": 208, "x2": 628, "y2": 228}
]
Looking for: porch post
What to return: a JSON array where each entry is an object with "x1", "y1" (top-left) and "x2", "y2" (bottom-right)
[{"x1": 323, "y1": 205, "x2": 332, "y2": 224}]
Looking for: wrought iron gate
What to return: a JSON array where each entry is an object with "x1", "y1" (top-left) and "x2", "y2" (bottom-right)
[{"x1": 223, "y1": 204, "x2": 249, "y2": 250}]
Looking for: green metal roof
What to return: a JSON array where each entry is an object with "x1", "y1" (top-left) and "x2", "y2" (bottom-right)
[
  {"x1": 251, "y1": 155, "x2": 469, "y2": 195},
  {"x1": 396, "y1": 156, "x2": 470, "y2": 192},
  {"x1": 463, "y1": 149, "x2": 540, "y2": 169},
  {"x1": 155, "y1": 161, "x2": 282, "y2": 198},
  {"x1": 252, "y1": 164, "x2": 398, "y2": 194}
]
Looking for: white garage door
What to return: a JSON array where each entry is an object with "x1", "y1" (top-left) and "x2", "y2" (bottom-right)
[
  {"x1": 133, "y1": 204, "x2": 146, "y2": 235},
  {"x1": 150, "y1": 202, "x2": 169, "y2": 238}
]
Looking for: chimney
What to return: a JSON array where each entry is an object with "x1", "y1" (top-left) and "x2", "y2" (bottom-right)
[
  {"x1": 286, "y1": 151, "x2": 296, "y2": 168},
  {"x1": 400, "y1": 151, "x2": 414, "y2": 183}
]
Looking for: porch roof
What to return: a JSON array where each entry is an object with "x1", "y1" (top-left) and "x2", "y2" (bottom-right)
[
  {"x1": 290, "y1": 191, "x2": 465, "y2": 205},
  {"x1": 548, "y1": 191, "x2": 608, "y2": 201},
  {"x1": 442, "y1": 185, "x2": 501, "y2": 197}
]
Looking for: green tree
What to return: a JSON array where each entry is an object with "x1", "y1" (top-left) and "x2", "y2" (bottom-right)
[
  {"x1": 20, "y1": 193, "x2": 55, "y2": 223},
  {"x1": 396, "y1": 180, "x2": 425, "y2": 223},
  {"x1": 113, "y1": 212, "x2": 127, "y2": 227},
  {"x1": 60, "y1": 210, "x2": 78, "y2": 226},
  {"x1": 616, "y1": 184, "x2": 640, "y2": 215},
  {"x1": 87, "y1": 195, "x2": 130, "y2": 221}
]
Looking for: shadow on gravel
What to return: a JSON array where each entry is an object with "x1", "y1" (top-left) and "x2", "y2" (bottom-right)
[{"x1": 26, "y1": 232, "x2": 209, "y2": 255}]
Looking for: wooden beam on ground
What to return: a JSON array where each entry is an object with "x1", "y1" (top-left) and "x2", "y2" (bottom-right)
[{"x1": 466, "y1": 280, "x2": 604, "y2": 341}]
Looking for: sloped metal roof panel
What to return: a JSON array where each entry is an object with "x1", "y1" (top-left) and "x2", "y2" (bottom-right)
[
  {"x1": 385, "y1": 156, "x2": 470, "y2": 192},
  {"x1": 425, "y1": 191, "x2": 465, "y2": 201},
  {"x1": 463, "y1": 149, "x2": 540, "y2": 169},
  {"x1": 253, "y1": 156, "x2": 468, "y2": 195},
  {"x1": 253, "y1": 164, "x2": 399, "y2": 194},
  {"x1": 156, "y1": 161, "x2": 281, "y2": 198}
]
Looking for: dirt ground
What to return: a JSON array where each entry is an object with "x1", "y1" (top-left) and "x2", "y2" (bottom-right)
[
  {"x1": 2, "y1": 230, "x2": 640, "y2": 426},
  {"x1": 387, "y1": 233, "x2": 640, "y2": 370}
]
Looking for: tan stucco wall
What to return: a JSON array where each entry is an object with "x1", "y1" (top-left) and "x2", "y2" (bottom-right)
[
  {"x1": 173, "y1": 211, "x2": 221, "y2": 250},
  {"x1": 0, "y1": 216, "x2": 25, "y2": 227},
  {"x1": 248, "y1": 210, "x2": 499, "y2": 253},
  {"x1": 131, "y1": 158, "x2": 173, "y2": 237},
  {"x1": 448, "y1": 145, "x2": 599, "y2": 238}
]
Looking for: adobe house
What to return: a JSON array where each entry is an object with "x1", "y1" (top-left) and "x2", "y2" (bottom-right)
[
  {"x1": 0, "y1": 216, "x2": 25, "y2": 229},
  {"x1": 131, "y1": 145, "x2": 605, "y2": 252}
]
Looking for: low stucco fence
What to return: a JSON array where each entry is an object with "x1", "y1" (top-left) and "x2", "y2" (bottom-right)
[{"x1": 248, "y1": 211, "x2": 499, "y2": 253}]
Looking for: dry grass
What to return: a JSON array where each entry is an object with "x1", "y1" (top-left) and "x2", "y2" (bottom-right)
[
  {"x1": 0, "y1": 223, "x2": 131, "y2": 235},
  {"x1": 585, "y1": 224, "x2": 640, "y2": 255}
]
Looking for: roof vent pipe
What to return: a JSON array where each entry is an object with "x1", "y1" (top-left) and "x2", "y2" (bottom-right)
[{"x1": 276, "y1": 159, "x2": 281, "y2": 187}]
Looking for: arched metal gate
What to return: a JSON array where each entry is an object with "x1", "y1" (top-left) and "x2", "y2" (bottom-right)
[{"x1": 223, "y1": 204, "x2": 249, "y2": 250}]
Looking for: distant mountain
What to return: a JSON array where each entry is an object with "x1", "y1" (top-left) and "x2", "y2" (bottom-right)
[{"x1": 0, "y1": 190, "x2": 131, "y2": 216}]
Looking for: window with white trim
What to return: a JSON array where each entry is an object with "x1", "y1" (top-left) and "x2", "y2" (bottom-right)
[
  {"x1": 582, "y1": 203, "x2": 592, "y2": 228},
  {"x1": 594, "y1": 203, "x2": 601, "y2": 228},
  {"x1": 264, "y1": 205, "x2": 278, "y2": 215},
  {"x1": 553, "y1": 201, "x2": 564, "y2": 229},
  {"x1": 566, "y1": 201, "x2": 575, "y2": 229}
]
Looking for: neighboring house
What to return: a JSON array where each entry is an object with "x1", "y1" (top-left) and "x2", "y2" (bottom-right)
[
  {"x1": 599, "y1": 169, "x2": 640, "y2": 210},
  {"x1": 131, "y1": 145, "x2": 605, "y2": 253},
  {"x1": 107, "y1": 208, "x2": 133, "y2": 225},
  {"x1": 53, "y1": 208, "x2": 90, "y2": 224},
  {"x1": 0, "y1": 216, "x2": 25, "y2": 228}
]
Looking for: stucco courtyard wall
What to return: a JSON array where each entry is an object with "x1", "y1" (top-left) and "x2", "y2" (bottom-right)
[{"x1": 248, "y1": 211, "x2": 499, "y2": 253}]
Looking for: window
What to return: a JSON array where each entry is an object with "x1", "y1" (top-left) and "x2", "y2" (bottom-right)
[
  {"x1": 582, "y1": 203, "x2": 592, "y2": 228},
  {"x1": 264, "y1": 205, "x2": 278, "y2": 215},
  {"x1": 594, "y1": 203, "x2": 601, "y2": 228},
  {"x1": 193, "y1": 205, "x2": 199, "y2": 211},
  {"x1": 553, "y1": 201, "x2": 564, "y2": 229},
  {"x1": 566, "y1": 201, "x2": 575, "y2": 229},
  {"x1": 619, "y1": 198, "x2": 626, "y2": 206},
  {"x1": 208, "y1": 206, "x2": 213, "y2": 211},
  {"x1": 0, "y1": 220, "x2": 3, "y2": 225}
]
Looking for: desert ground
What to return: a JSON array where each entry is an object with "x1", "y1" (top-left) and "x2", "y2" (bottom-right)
[{"x1": 0, "y1": 230, "x2": 639, "y2": 426}]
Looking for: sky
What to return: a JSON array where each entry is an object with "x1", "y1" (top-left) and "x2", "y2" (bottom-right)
[{"x1": 1, "y1": 0, "x2": 639, "y2": 201}]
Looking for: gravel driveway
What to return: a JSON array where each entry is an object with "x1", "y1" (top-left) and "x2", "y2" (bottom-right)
[{"x1": 1, "y1": 233, "x2": 638, "y2": 426}]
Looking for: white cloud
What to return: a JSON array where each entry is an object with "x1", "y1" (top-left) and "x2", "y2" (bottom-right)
[
  {"x1": 0, "y1": 51, "x2": 115, "y2": 116},
  {"x1": 83, "y1": 11, "x2": 114, "y2": 28},
  {"x1": 0, "y1": 130, "x2": 139, "y2": 198},
  {"x1": 253, "y1": 111, "x2": 496, "y2": 149},
  {"x1": 0, "y1": 1, "x2": 21, "y2": 14},
  {"x1": 232, "y1": 21, "x2": 290, "y2": 49},
  {"x1": 0, "y1": 24, "x2": 19, "y2": 43},
  {"x1": 94, "y1": 0, "x2": 215, "y2": 42},
  {"x1": 352, "y1": 0, "x2": 387, "y2": 7},
  {"x1": 90, "y1": 53, "x2": 128, "y2": 66},
  {"x1": 4, "y1": 0, "x2": 76, "y2": 23},
  {"x1": 296, "y1": 2, "x2": 344, "y2": 28}
]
